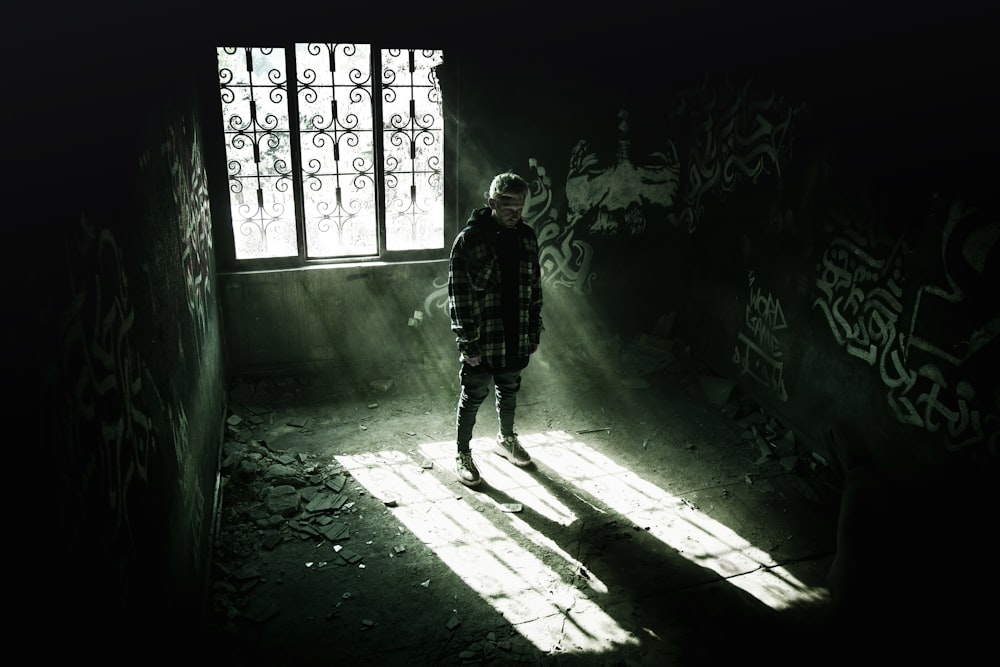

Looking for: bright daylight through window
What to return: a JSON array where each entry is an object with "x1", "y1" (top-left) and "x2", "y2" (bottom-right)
[{"x1": 216, "y1": 44, "x2": 445, "y2": 263}]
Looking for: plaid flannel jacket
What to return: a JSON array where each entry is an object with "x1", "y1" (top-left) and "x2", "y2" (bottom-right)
[{"x1": 448, "y1": 208, "x2": 543, "y2": 368}]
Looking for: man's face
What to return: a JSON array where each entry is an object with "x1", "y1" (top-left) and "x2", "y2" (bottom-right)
[{"x1": 490, "y1": 193, "x2": 525, "y2": 229}]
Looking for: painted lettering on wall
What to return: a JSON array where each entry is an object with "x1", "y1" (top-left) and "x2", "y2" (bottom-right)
[
  {"x1": 733, "y1": 271, "x2": 789, "y2": 401},
  {"x1": 423, "y1": 77, "x2": 801, "y2": 310},
  {"x1": 167, "y1": 397, "x2": 204, "y2": 565},
  {"x1": 153, "y1": 114, "x2": 213, "y2": 562},
  {"x1": 46, "y1": 215, "x2": 160, "y2": 582},
  {"x1": 168, "y1": 119, "x2": 214, "y2": 356},
  {"x1": 813, "y1": 200, "x2": 998, "y2": 458},
  {"x1": 666, "y1": 78, "x2": 802, "y2": 233},
  {"x1": 421, "y1": 157, "x2": 597, "y2": 319},
  {"x1": 529, "y1": 158, "x2": 597, "y2": 293}
]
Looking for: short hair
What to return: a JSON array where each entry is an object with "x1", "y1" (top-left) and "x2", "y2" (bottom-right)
[{"x1": 486, "y1": 171, "x2": 529, "y2": 200}]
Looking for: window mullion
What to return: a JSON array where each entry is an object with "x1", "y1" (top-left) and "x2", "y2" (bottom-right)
[
  {"x1": 371, "y1": 46, "x2": 387, "y2": 256},
  {"x1": 285, "y1": 45, "x2": 307, "y2": 264}
]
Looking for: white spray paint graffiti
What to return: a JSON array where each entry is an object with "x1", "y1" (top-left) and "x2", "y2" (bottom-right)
[
  {"x1": 666, "y1": 79, "x2": 801, "y2": 233},
  {"x1": 422, "y1": 157, "x2": 596, "y2": 319},
  {"x1": 733, "y1": 271, "x2": 788, "y2": 401},
  {"x1": 48, "y1": 216, "x2": 159, "y2": 563},
  {"x1": 422, "y1": 79, "x2": 801, "y2": 312},
  {"x1": 529, "y1": 158, "x2": 597, "y2": 293},
  {"x1": 565, "y1": 109, "x2": 680, "y2": 237},
  {"x1": 813, "y1": 201, "x2": 998, "y2": 457}
]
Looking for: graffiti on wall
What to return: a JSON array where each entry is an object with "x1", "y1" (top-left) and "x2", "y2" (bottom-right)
[
  {"x1": 565, "y1": 109, "x2": 680, "y2": 237},
  {"x1": 733, "y1": 270, "x2": 789, "y2": 401},
  {"x1": 167, "y1": 394, "x2": 206, "y2": 566},
  {"x1": 549, "y1": 80, "x2": 799, "y2": 288},
  {"x1": 813, "y1": 199, "x2": 999, "y2": 459},
  {"x1": 136, "y1": 112, "x2": 214, "y2": 565},
  {"x1": 530, "y1": 158, "x2": 598, "y2": 293},
  {"x1": 46, "y1": 216, "x2": 162, "y2": 576},
  {"x1": 139, "y1": 117, "x2": 214, "y2": 361},
  {"x1": 666, "y1": 78, "x2": 801, "y2": 233},
  {"x1": 171, "y1": 120, "x2": 214, "y2": 353},
  {"x1": 421, "y1": 157, "x2": 591, "y2": 318},
  {"x1": 421, "y1": 77, "x2": 801, "y2": 310}
]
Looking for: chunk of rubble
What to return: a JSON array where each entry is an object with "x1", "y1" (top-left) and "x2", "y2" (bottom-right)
[{"x1": 264, "y1": 485, "x2": 300, "y2": 516}]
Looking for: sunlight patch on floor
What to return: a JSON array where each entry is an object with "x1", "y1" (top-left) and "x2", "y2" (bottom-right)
[
  {"x1": 523, "y1": 430, "x2": 830, "y2": 610},
  {"x1": 335, "y1": 448, "x2": 636, "y2": 656}
]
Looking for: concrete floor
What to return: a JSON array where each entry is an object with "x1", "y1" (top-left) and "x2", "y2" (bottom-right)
[{"x1": 202, "y1": 347, "x2": 847, "y2": 666}]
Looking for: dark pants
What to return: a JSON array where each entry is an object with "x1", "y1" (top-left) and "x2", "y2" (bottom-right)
[{"x1": 456, "y1": 362, "x2": 524, "y2": 450}]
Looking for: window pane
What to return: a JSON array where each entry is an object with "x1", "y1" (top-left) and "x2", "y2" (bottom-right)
[
  {"x1": 382, "y1": 49, "x2": 444, "y2": 251},
  {"x1": 217, "y1": 47, "x2": 297, "y2": 259},
  {"x1": 297, "y1": 43, "x2": 378, "y2": 258}
]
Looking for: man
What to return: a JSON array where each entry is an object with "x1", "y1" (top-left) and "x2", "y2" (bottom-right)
[{"x1": 447, "y1": 171, "x2": 543, "y2": 487}]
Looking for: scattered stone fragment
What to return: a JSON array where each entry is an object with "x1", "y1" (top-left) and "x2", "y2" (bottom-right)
[
  {"x1": 287, "y1": 416, "x2": 309, "y2": 428},
  {"x1": 264, "y1": 463, "x2": 300, "y2": 482},
  {"x1": 446, "y1": 615, "x2": 461, "y2": 630},
  {"x1": 370, "y1": 377, "x2": 394, "y2": 392},
  {"x1": 242, "y1": 599, "x2": 279, "y2": 623},
  {"x1": 500, "y1": 503, "x2": 522, "y2": 513},
  {"x1": 321, "y1": 522, "x2": 349, "y2": 541},
  {"x1": 264, "y1": 485, "x2": 300, "y2": 516},
  {"x1": 306, "y1": 491, "x2": 343, "y2": 512},
  {"x1": 290, "y1": 520, "x2": 322, "y2": 538},
  {"x1": 232, "y1": 566, "x2": 261, "y2": 581},
  {"x1": 335, "y1": 547, "x2": 362, "y2": 565},
  {"x1": 383, "y1": 498, "x2": 399, "y2": 507},
  {"x1": 238, "y1": 579, "x2": 259, "y2": 593},
  {"x1": 326, "y1": 474, "x2": 347, "y2": 493}
]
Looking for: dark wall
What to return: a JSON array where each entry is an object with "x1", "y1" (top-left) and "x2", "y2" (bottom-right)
[{"x1": 10, "y1": 9, "x2": 227, "y2": 654}]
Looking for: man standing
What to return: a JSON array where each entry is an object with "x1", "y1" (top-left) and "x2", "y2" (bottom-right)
[{"x1": 448, "y1": 171, "x2": 543, "y2": 487}]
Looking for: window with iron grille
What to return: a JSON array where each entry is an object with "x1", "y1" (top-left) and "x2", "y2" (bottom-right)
[{"x1": 215, "y1": 44, "x2": 445, "y2": 265}]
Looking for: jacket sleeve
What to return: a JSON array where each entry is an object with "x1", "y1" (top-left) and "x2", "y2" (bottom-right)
[
  {"x1": 448, "y1": 233, "x2": 482, "y2": 356},
  {"x1": 527, "y1": 230, "x2": 543, "y2": 345}
]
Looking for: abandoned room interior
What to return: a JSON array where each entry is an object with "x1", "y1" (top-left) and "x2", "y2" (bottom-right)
[{"x1": 12, "y1": 1, "x2": 998, "y2": 665}]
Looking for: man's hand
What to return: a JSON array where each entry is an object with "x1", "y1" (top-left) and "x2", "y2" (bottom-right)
[{"x1": 460, "y1": 351, "x2": 482, "y2": 366}]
